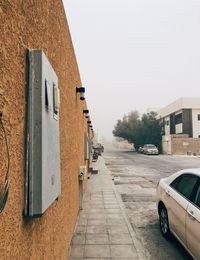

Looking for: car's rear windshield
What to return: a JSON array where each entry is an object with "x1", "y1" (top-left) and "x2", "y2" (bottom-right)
[{"x1": 147, "y1": 145, "x2": 156, "y2": 148}]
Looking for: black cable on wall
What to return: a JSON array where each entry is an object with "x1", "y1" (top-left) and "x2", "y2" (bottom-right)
[{"x1": 0, "y1": 113, "x2": 10, "y2": 213}]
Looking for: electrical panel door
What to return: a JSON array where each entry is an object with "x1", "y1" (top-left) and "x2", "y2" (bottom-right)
[{"x1": 24, "y1": 50, "x2": 61, "y2": 217}]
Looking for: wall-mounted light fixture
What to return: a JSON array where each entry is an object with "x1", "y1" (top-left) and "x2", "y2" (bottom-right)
[
  {"x1": 83, "y1": 109, "x2": 89, "y2": 118},
  {"x1": 76, "y1": 87, "x2": 85, "y2": 100}
]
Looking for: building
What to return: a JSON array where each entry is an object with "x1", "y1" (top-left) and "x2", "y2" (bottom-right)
[
  {"x1": 0, "y1": 1, "x2": 93, "y2": 259},
  {"x1": 158, "y1": 98, "x2": 200, "y2": 155}
]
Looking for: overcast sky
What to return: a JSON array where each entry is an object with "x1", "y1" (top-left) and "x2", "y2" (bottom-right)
[{"x1": 63, "y1": 0, "x2": 200, "y2": 140}]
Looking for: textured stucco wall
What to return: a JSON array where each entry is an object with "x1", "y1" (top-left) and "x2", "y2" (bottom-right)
[{"x1": 0, "y1": 1, "x2": 89, "y2": 258}]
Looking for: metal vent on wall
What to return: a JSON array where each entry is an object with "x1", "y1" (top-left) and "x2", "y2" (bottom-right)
[{"x1": 24, "y1": 50, "x2": 61, "y2": 217}]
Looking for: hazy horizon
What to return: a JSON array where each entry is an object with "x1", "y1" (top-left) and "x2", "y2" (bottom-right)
[{"x1": 63, "y1": 0, "x2": 200, "y2": 141}]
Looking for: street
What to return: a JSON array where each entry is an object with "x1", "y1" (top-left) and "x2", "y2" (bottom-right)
[{"x1": 103, "y1": 148, "x2": 200, "y2": 259}]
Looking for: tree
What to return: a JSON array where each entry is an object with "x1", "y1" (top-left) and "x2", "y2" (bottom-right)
[
  {"x1": 141, "y1": 111, "x2": 162, "y2": 151},
  {"x1": 113, "y1": 110, "x2": 162, "y2": 151},
  {"x1": 113, "y1": 111, "x2": 140, "y2": 144}
]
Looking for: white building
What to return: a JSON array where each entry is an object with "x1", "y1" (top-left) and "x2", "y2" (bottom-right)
[{"x1": 158, "y1": 98, "x2": 200, "y2": 155}]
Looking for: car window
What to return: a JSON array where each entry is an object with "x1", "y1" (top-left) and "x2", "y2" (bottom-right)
[
  {"x1": 170, "y1": 175, "x2": 181, "y2": 189},
  {"x1": 148, "y1": 145, "x2": 156, "y2": 148},
  {"x1": 170, "y1": 174, "x2": 199, "y2": 200},
  {"x1": 195, "y1": 185, "x2": 200, "y2": 208}
]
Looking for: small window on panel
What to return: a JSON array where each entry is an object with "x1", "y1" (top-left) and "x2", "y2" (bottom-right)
[
  {"x1": 198, "y1": 114, "x2": 200, "y2": 121},
  {"x1": 53, "y1": 83, "x2": 60, "y2": 115},
  {"x1": 45, "y1": 80, "x2": 52, "y2": 111}
]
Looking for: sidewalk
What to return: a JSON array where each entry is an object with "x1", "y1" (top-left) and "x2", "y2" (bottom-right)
[{"x1": 69, "y1": 156, "x2": 148, "y2": 260}]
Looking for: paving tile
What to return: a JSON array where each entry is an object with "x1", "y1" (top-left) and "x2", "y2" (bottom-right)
[
  {"x1": 103, "y1": 197, "x2": 116, "y2": 200},
  {"x1": 83, "y1": 194, "x2": 91, "y2": 199},
  {"x1": 89, "y1": 208, "x2": 106, "y2": 214},
  {"x1": 86, "y1": 225, "x2": 107, "y2": 234},
  {"x1": 91, "y1": 192, "x2": 103, "y2": 195},
  {"x1": 91, "y1": 195, "x2": 103, "y2": 198},
  {"x1": 106, "y1": 209, "x2": 121, "y2": 214},
  {"x1": 90, "y1": 199, "x2": 104, "y2": 203},
  {"x1": 107, "y1": 225, "x2": 129, "y2": 234},
  {"x1": 86, "y1": 234, "x2": 109, "y2": 244},
  {"x1": 84, "y1": 258, "x2": 111, "y2": 260},
  {"x1": 109, "y1": 234, "x2": 132, "y2": 244},
  {"x1": 83, "y1": 199, "x2": 90, "y2": 203},
  {"x1": 87, "y1": 214, "x2": 107, "y2": 219},
  {"x1": 91, "y1": 198, "x2": 103, "y2": 201},
  {"x1": 111, "y1": 255, "x2": 140, "y2": 260},
  {"x1": 77, "y1": 218, "x2": 87, "y2": 226},
  {"x1": 84, "y1": 245, "x2": 110, "y2": 258},
  {"x1": 89, "y1": 204, "x2": 105, "y2": 209},
  {"x1": 104, "y1": 200, "x2": 117, "y2": 204},
  {"x1": 78, "y1": 212, "x2": 87, "y2": 218},
  {"x1": 68, "y1": 157, "x2": 141, "y2": 260},
  {"x1": 104, "y1": 201, "x2": 117, "y2": 204},
  {"x1": 72, "y1": 233, "x2": 86, "y2": 245},
  {"x1": 107, "y1": 219, "x2": 125, "y2": 225},
  {"x1": 106, "y1": 214, "x2": 124, "y2": 219},
  {"x1": 110, "y1": 245, "x2": 137, "y2": 258},
  {"x1": 104, "y1": 204, "x2": 119, "y2": 209},
  {"x1": 70, "y1": 245, "x2": 84, "y2": 257},
  {"x1": 79, "y1": 210, "x2": 88, "y2": 215},
  {"x1": 69, "y1": 257, "x2": 85, "y2": 260},
  {"x1": 104, "y1": 203, "x2": 118, "y2": 208},
  {"x1": 81, "y1": 204, "x2": 91, "y2": 209},
  {"x1": 87, "y1": 219, "x2": 107, "y2": 226},
  {"x1": 90, "y1": 202, "x2": 104, "y2": 207},
  {"x1": 83, "y1": 196, "x2": 90, "y2": 200},
  {"x1": 75, "y1": 225, "x2": 87, "y2": 234}
]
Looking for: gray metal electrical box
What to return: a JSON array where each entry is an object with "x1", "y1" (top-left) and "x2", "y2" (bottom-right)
[{"x1": 24, "y1": 50, "x2": 61, "y2": 217}]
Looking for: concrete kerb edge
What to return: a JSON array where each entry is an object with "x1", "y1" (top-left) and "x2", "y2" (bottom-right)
[
  {"x1": 101, "y1": 157, "x2": 150, "y2": 260},
  {"x1": 68, "y1": 207, "x2": 85, "y2": 259}
]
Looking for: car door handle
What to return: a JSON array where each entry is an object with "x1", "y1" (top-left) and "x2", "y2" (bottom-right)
[
  {"x1": 187, "y1": 210, "x2": 195, "y2": 220},
  {"x1": 165, "y1": 190, "x2": 170, "y2": 197}
]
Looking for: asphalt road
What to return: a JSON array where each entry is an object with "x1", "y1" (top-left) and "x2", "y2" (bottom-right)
[{"x1": 103, "y1": 148, "x2": 200, "y2": 260}]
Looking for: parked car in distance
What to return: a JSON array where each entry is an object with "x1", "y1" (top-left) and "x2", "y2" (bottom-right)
[
  {"x1": 92, "y1": 150, "x2": 99, "y2": 161},
  {"x1": 143, "y1": 144, "x2": 159, "y2": 155},
  {"x1": 93, "y1": 143, "x2": 104, "y2": 156},
  {"x1": 157, "y1": 169, "x2": 200, "y2": 260},
  {"x1": 138, "y1": 146, "x2": 144, "y2": 153}
]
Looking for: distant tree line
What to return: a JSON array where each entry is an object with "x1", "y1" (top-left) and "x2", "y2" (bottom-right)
[{"x1": 112, "y1": 110, "x2": 163, "y2": 151}]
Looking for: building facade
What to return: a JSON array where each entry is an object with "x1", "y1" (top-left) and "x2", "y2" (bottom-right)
[
  {"x1": 0, "y1": 1, "x2": 93, "y2": 259},
  {"x1": 158, "y1": 98, "x2": 200, "y2": 155}
]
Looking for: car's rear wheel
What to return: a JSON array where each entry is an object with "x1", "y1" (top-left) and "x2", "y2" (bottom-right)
[{"x1": 159, "y1": 206, "x2": 171, "y2": 239}]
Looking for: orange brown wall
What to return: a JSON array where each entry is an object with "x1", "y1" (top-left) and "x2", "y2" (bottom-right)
[{"x1": 0, "y1": 1, "x2": 89, "y2": 259}]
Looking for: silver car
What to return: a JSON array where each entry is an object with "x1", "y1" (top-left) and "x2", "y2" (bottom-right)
[
  {"x1": 157, "y1": 169, "x2": 200, "y2": 259},
  {"x1": 143, "y1": 144, "x2": 159, "y2": 155}
]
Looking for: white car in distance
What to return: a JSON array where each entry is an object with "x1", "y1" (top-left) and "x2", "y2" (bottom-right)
[
  {"x1": 143, "y1": 144, "x2": 159, "y2": 155},
  {"x1": 157, "y1": 169, "x2": 200, "y2": 259}
]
